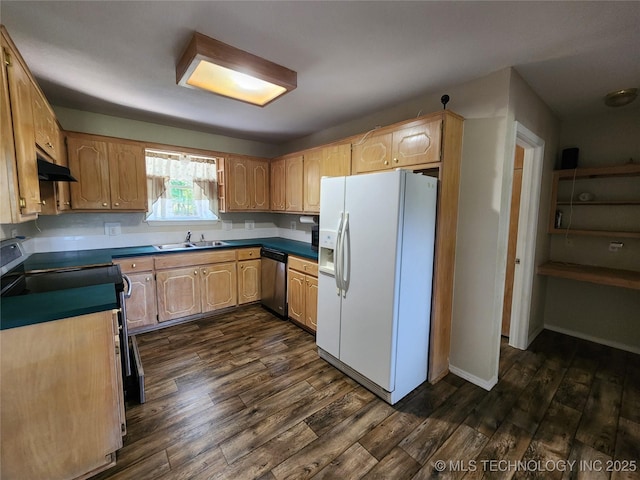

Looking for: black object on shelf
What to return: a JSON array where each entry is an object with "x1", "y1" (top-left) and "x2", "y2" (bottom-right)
[{"x1": 561, "y1": 147, "x2": 579, "y2": 169}]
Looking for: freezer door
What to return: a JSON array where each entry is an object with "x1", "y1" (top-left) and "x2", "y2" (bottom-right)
[
  {"x1": 339, "y1": 171, "x2": 403, "y2": 391},
  {"x1": 316, "y1": 176, "x2": 346, "y2": 356}
]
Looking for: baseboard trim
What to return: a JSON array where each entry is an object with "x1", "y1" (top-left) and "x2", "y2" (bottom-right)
[
  {"x1": 448, "y1": 365, "x2": 497, "y2": 391},
  {"x1": 544, "y1": 324, "x2": 640, "y2": 355}
]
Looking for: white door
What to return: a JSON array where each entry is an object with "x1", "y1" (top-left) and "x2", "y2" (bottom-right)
[{"x1": 339, "y1": 171, "x2": 402, "y2": 391}]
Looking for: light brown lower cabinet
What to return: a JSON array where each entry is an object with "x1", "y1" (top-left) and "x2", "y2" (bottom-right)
[
  {"x1": 201, "y1": 262, "x2": 238, "y2": 312},
  {"x1": 238, "y1": 258, "x2": 261, "y2": 304},
  {"x1": 287, "y1": 255, "x2": 318, "y2": 333},
  {"x1": 114, "y1": 256, "x2": 158, "y2": 332},
  {"x1": 0, "y1": 310, "x2": 125, "y2": 480},
  {"x1": 155, "y1": 250, "x2": 240, "y2": 322},
  {"x1": 156, "y1": 266, "x2": 202, "y2": 322}
]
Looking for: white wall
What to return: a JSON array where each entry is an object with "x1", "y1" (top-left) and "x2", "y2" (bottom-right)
[
  {"x1": 504, "y1": 71, "x2": 559, "y2": 341},
  {"x1": 544, "y1": 108, "x2": 640, "y2": 353},
  {"x1": 54, "y1": 106, "x2": 281, "y2": 158}
]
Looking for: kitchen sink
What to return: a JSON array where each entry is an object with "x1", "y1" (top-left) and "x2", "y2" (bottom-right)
[
  {"x1": 190, "y1": 240, "x2": 228, "y2": 247},
  {"x1": 154, "y1": 242, "x2": 194, "y2": 250},
  {"x1": 153, "y1": 240, "x2": 228, "y2": 251}
]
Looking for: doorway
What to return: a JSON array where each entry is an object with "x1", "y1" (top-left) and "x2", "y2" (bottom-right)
[
  {"x1": 502, "y1": 145, "x2": 525, "y2": 337},
  {"x1": 503, "y1": 122, "x2": 545, "y2": 350}
]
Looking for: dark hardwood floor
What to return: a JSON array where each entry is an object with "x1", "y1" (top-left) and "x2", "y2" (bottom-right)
[{"x1": 92, "y1": 305, "x2": 640, "y2": 480}]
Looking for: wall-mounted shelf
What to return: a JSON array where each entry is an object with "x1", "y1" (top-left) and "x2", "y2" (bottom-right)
[
  {"x1": 549, "y1": 163, "x2": 640, "y2": 238},
  {"x1": 537, "y1": 261, "x2": 640, "y2": 290}
]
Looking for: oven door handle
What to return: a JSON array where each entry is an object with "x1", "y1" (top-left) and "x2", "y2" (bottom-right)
[
  {"x1": 120, "y1": 274, "x2": 132, "y2": 377},
  {"x1": 122, "y1": 273, "x2": 132, "y2": 298}
]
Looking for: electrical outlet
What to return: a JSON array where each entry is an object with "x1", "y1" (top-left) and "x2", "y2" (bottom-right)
[
  {"x1": 104, "y1": 222, "x2": 121, "y2": 236},
  {"x1": 222, "y1": 221, "x2": 232, "y2": 231},
  {"x1": 245, "y1": 220, "x2": 254, "y2": 230},
  {"x1": 10, "y1": 229, "x2": 18, "y2": 238},
  {"x1": 290, "y1": 221, "x2": 296, "y2": 230}
]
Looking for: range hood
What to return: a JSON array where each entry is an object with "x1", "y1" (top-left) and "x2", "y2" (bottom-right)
[{"x1": 37, "y1": 158, "x2": 77, "y2": 182}]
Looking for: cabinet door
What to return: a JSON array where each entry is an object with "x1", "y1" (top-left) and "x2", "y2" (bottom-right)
[
  {"x1": 31, "y1": 86, "x2": 59, "y2": 161},
  {"x1": 156, "y1": 267, "x2": 201, "y2": 322},
  {"x1": 251, "y1": 159, "x2": 270, "y2": 210},
  {"x1": 392, "y1": 119, "x2": 442, "y2": 168},
  {"x1": 108, "y1": 142, "x2": 147, "y2": 210},
  {"x1": 303, "y1": 150, "x2": 321, "y2": 213},
  {"x1": 270, "y1": 158, "x2": 286, "y2": 211},
  {"x1": 68, "y1": 137, "x2": 111, "y2": 209},
  {"x1": 305, "y1": 275, "x2": 318, "y2": 332},
  {"x1": 287, "y1": 268, "x2": 305, "y2": 323},
  {"x1": 55, "y1": 127, "x2": 71, "y2": 211},
  {"x1": 321, "y1": 143, "x2": 351, "y2": 177},
  {"x1": 0, "y1": 311, "x2": 123, "y2": 480},
  {"x1": 201, "y1": 262, "x2": 237, "y2": 313},
  {"x1": 238, "y1": 259, "x2": 261, "y2": 304},
  {"x1": 226, "y1": 157, "x2": 251, "y2": 210},
  {"x1": 351, "y1": 132, "x2": 392, "y2": 174},
  {"x1": 285, "y1": 155, "x2": 303, "y2": 212},
  {"x1": 125, "y1": 272, "x2": 158, "y2": 331},
  {"x1": 4, "y1": 45, "x2": 41, "y2": 216}
]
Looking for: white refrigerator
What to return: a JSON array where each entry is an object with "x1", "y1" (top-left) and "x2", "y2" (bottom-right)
[{"x1": 316, "y1": 169, "x2": 437, "y2": 405}]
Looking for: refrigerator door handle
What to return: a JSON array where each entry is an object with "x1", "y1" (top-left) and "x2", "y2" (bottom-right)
[
  {"x1": 335, "y1": 212, "x2": 345, "y2": 295},
  {"x1": 342, "y1": 212, "x2": 350, "y2": 298}
]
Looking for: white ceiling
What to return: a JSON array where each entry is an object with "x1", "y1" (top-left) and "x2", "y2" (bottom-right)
[{"x1": 1, "y1": 1, "x2": 638, "y2": 144}]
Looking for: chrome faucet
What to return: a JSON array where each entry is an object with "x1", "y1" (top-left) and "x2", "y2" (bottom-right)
[{"x1": 185, "y1": 231, "x2": 191, "y2": 243}]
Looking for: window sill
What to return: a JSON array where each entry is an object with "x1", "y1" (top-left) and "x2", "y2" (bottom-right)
[{"x1": 145, "y1": 219, "x2": 220, "y2": 227}]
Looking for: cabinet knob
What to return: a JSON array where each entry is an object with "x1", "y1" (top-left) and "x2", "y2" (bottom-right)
[
  {"x1": 102, "y1": 202, "x2": 108, "y2": 207},
  {"x1": 146, "y1": 277, "x2": 151, "y2": 282},
  {"x1": 393, "y1": 157, "x2": 399, "y2": 163},
  {"x1": 64, "y1": 201, "x2": 71, "y2": 206},
  {"x1": 383, "y1": 160, "x2": 389, "y2": 165},
  {"x1": 114, "y1": 202, "x2": 120, "y2": 207},
  {"x1": 241, "y1": 265, "x2": 245, "y2": 270},
  {"x1": 249, "y1": 252, "x2": 253, "y2": 256},
  {"x1": 38, "y1": 200, "x2": 46, "y2": 205},
  {"x1": 195, "y1": 270, "x2": 199, "y2": 275},
  {"x1": 132, "y1": 263, "x2": 136, "y2": 268}
]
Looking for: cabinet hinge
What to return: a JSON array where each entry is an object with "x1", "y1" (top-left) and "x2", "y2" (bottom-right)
[
  {"x1": 19, "y1": 197, "x2": 26, "y2": 208},
  {"x1": 3, "y1": 49, "x2": 11, "y2": 67}
]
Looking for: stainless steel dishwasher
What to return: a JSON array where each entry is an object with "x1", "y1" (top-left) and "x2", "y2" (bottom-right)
[{"x1": 260, "y1": 247, "x2": 288, "y2": 318}]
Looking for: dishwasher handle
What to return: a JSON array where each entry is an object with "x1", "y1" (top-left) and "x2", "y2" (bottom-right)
[{"x1": 260, "y1": 247, "x2": 288, "y2": 263}]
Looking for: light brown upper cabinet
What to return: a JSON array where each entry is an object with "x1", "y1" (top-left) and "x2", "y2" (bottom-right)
[
  {"x1": 67, "y1": 133, "x2": 147, "y2": 211},
  {"x1": 270, "y1": 157, "x2": 286, "y2": 211},
  {"x1": 219, "y1": 156, "x2": 270, "y2": 212},
  {"x1": 1, "y1": 26, "x2": 41, "y2": 222},
  {"x1": 352, "y1": 118, "x2": 442, "y2": 174},
  {"x1": 32, "y1": 85, "x2": 61, "y2": 162},
  {"x1": 304, "y1": 143, "x2": 351, "y2": 213},
  {"x1": 270, "y1": 153, "x2": 304, "y2": 213},
  {"x1": 285, "y1": 154, "x2": 304, "y2": 212}
]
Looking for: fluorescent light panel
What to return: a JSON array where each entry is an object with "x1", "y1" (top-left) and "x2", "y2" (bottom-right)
[{"x1": 176, "y1": 32, "x2": 296, "y2": 107}]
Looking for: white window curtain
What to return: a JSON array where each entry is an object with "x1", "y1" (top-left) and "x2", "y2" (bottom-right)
[{"x1": 145, "y1": 150, "x2": 219, "y2": 220}]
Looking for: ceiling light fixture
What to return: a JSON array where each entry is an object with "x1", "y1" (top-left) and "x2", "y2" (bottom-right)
[
  {"x1": 176, "y1": 32, "x2": 297, "y2": 107},
  {"x1": 604, "y1": 88, "x2": 637, "y2": 107}
]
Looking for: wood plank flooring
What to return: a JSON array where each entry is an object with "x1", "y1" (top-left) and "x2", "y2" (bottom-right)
[{"x1": 91, "y1": 305, "x2": 640, "y2": 480}]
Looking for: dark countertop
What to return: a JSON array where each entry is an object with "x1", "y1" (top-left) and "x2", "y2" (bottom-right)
[
  {"x1": 25, "y1": 237, "x2": 317, "y2": 271},
  {"x1": 3, "y1": 237, "x2": 316, "y2": 331},
  {"x1": 0, "y1": 284, "x2": 117, "y2": 331}
]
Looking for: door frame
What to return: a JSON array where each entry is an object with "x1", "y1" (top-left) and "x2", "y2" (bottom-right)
[{"x1": 507, "y1": 122, "x2": 545, "y2": 350}]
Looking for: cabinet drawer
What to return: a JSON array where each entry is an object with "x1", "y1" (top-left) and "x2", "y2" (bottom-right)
[
  {"x1": 237, "y1": 247, "x2": 260, "y2": 261},
  {"x1": 288, "y1": 256, "x2": 318, "y2": 277},
  {"x1": 113, "y1": 256, "x2": 154, "y2": 273},
  {"x1": 154, "y1": 249, "x2": 237, "y2": 270}
]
